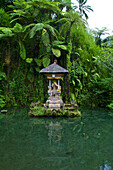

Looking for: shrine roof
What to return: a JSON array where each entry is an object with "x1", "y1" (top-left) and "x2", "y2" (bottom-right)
[{"x1": 40, "y1": 61, "x2": 69, "y2": 74}]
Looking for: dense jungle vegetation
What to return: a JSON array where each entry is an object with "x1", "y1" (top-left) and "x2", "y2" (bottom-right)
[{"x1": 0, "y1": 0, "x2": 113, "y2": 109}]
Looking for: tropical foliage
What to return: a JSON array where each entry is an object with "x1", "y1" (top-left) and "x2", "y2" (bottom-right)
[
  {"x1": 0, "y1": 0, "x2": 112, "y2": 110},
  {"x1": 74, "y1": 0, "x2": 93, "y2": 19}
]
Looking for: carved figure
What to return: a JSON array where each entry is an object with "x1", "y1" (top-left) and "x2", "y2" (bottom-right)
[
  {"x1": 52, "y1": 81, "x2": 61, "y2": 92},
  {"x1": 45, "y1": 81, "x2": 64, "y2": 110}
]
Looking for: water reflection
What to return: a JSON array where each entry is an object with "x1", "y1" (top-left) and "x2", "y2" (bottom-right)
[
  {"x1": 0, "y1": 108, "x2": 113, "y2": 170},
  {"x1": 47, "y1": 121, "x2": 62, "y2": 145},
  {"x1": 100, "y1": 161, "x2": 112, "y2": 170}
]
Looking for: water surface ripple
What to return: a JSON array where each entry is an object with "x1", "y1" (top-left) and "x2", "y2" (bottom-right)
[{"x1": 0, "y1": 107, "x2": 113, "y2": 170}]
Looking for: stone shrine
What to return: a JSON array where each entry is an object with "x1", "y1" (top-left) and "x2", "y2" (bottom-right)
[{"x1": 40, "y1": 60, "x2": 69, "y2": 110}]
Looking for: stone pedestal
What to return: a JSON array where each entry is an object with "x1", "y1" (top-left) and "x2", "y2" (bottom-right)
[{"x1": 44, "y1": 82, "x2": 64, "y2": 110}]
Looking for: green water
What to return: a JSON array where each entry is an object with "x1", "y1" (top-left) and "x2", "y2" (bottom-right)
[{"x1": 0, "y1": 108, "x2": 113, "y2": 170}]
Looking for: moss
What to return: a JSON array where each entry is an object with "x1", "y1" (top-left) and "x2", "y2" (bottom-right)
[
  {"x1": 28, "y1": 103, "x2": 81, "y2": 117},
  {"x1": 28, "y1": 106, "x2": 45, "y2": 117}
]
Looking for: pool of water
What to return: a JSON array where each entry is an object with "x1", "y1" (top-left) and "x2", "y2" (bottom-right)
[{"x1": 0, "y1": 107, "x2": 113, "y2": 170}]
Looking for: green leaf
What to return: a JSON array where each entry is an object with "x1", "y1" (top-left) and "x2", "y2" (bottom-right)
[
  {"x1": 0, "y1": 28, "x2": 14, "y2": 38},
  {"x1": 30, "y1": 23, "x2": 44, "y2": 38},
  {"x1": 72, "y1": 80, "x2": 75, "y2": 85},
  {"x1": 0, "y1": 72, "x2": 6, "y2": 80},
  {"x1": 84, "y1": 71, "x2": 87, "y2": 77},
  {"x1": 42, "y1": 30, "x2": 50, "y2": 47},
  {"x1": 0, "y1": 27, "x2": 12, "y2": 34},
  {"x1": 56, "y1": 18, "x2": 69, "y2": 23},
  {"x1": 34, "y1": 58, "x2": 42, "y2": 66},
  {"x1": 19, "y1": 41, "x2": 26, "y2": 60},
  {"x1": 35, "y1": 67, "x2": 40, "y2": 72},
  {"x1": 56, "y1": 45, "x2": 67, "y2": 50},
  {"x1": 27, "y1": 68, "x2": 34, "y2": 83},
  {"x1": 76, "y1": 78, "x2": 82, "y2": 90},
  {"x1": 52, "y1": 41, "x2": 65, "y2": 46},
  {"x1": 93, "y1": 73, "x2": 100, "y2": 81},
  {"x1": 26, "y1": 58, "x2": 33, "y2": 63},
  {"x1": 0, "y1": 34, "x2": 8, "y2": 38},
  {"x1": 23, "y1": 23, "x2": 35, "y2": 32},
  {"x1": 52, "y1": 48, "x2": 61, "y2": 57},
  {"x1": 33, "y1": 9, "x2": 39, "y2": 17},
  {"x1": 108, "y1": 102, "x2": 113, "y2": 110},
  {"x1": 43, "y1": 56, "x2": 50, "y2": 67},
  {"x1": 70, "y1": 93, "x2": 76, "y2": 101},
  {"x1": 13, "y1": 23, "x2": 23, "y2": 33},
  {"x1": 10, "y1": 18, "x2": 21, "y2": 23},
  {"x1": 44, "y1": 24, "x2": 57, "y2": 37},
  {"x1": 29, "y1": 27, "x2": 36, "y2": 38},
  {"x1": 75, "y1": 52, "x2": 80, "y2": 56}
]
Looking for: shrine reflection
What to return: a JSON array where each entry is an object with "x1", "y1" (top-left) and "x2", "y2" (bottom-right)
[
  {"x1": 45, "y1": 121, "x2": 62, "y2": 145},
  {"x1": 100, "y1": 162, "x2": 112, "y2": 170}
]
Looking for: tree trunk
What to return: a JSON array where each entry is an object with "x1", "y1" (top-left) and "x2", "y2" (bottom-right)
[
  {"x1": 43, "y1": 76, "x2": 47, "y2": 103},
  {"x1": 66, "y1": 74, "x2": 70, "y2": 103},
  {"x1": 6, "y1": 41, "x2": 11, "y2": 92}
]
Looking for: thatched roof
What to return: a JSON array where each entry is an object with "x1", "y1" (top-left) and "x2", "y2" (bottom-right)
[
  {"x1": 40, "y1": 62, "x2": 69, "y2": 74},
  {"x1": 40, "y1": 61, "x2": 69, "y2": 74}
]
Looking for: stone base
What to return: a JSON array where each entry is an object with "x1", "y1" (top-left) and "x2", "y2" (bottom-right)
[
  {"x1": 49, "y1": 104, "x2": 60, "y2": 109},
  {"x1": 1, "y1": 110, "x2": 7, "y2": 114},
  {"x1": 28, "y1": 102, "x2": 81, "y2": 117},
  {"x1": 45, "y1": 96, "x2": 64, "y2": 110}
]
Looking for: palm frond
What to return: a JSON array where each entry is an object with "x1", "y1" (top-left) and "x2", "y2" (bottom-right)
[
  {"x1": 83, "y1": 10, "x2": 88, "y2": 19},
  {"x1": 83, "y1": 5, "x2": 93, "y2": 12}
]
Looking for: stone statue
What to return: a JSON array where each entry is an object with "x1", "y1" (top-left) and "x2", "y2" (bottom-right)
[{"x1": 45, "y1": 81, "x2": 64, "y2": 110}]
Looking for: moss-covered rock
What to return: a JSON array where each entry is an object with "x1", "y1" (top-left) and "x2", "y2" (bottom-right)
[{"x1": 28, "y1": 102, "x2": 81, "y2": 117}]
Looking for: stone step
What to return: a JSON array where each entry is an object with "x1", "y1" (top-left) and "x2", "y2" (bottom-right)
[
  {"x1": 67, "y1": 111, "x2": 78, "y2": 116},
  {"x1": 1, "y1": 110, "x2": 7, "y2": 114},
  {"x1": 64, "y1": 104, "x2": 72, "y2": 107},
  {"x1": 64, "y1": 107, "x2": 75, "y2": 111},
  {"x1": 49, "y1": 104, "x2": 60, "y2": 109},
  {"x1": 49, "y1": 101, "x2": 62, "y2": 104}
]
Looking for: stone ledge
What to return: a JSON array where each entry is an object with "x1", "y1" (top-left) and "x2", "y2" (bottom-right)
[
  {"x1": 1, "y1": 110, "x2": 7, "y2": 114},
  {"x1": 28, "y1": 102, "x2": 81, "y2": 117}
]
